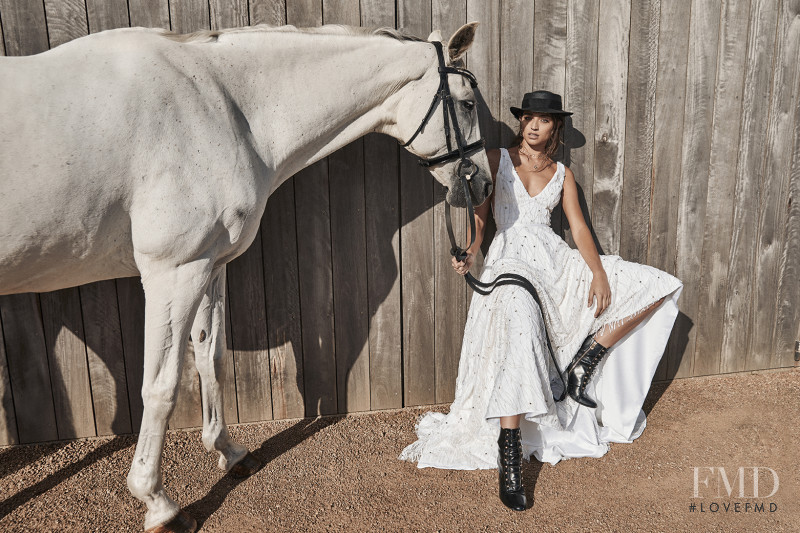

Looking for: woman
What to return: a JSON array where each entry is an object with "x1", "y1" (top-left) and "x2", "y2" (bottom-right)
[{"x1": 399, "y1": 91, "x2": 683, "y2": 511}]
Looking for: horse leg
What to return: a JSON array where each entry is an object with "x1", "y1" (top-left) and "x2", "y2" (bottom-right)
[
  {"x1": 190, "y1": 265, "x2": 260, "y2": 476},
  {"x1": 126, "y1": 260, "x2": 212, "y2": 533}
]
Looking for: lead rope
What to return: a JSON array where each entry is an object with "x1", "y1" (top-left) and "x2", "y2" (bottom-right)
[{"x1": 445, "y1": 171, "x2": 567, "y2": 403}]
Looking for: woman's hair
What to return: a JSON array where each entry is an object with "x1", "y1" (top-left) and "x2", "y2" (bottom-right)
[{"x1": 509, "y1": 113, "x2": 564, "y2": 159}]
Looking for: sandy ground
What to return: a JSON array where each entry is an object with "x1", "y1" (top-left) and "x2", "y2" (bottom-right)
[{"x1": 0, "y1": 368, "x2": 798, "y2": 532}]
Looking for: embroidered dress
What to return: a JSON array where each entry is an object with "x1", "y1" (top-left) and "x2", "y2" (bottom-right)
[{"x1": 399, "y1": 148, "x2": 683, "y2": 468}]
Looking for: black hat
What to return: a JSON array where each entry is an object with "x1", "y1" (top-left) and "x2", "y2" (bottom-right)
[{"x1": 510, "y1": 90, "x2": 572, "y2": 118}]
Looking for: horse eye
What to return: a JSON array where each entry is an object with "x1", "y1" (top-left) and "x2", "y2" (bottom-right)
[{"x1": 461, "y1": 100, "x2": 475, "y2": 111}]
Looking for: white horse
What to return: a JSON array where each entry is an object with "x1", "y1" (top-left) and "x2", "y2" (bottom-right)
[{"x1": 0, "y1": 22, "x2": 490, "y2": 532}]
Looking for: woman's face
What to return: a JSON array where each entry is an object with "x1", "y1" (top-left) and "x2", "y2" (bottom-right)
[{"x1": 519, "y1": 112, "x2": 555, "y2": 147}]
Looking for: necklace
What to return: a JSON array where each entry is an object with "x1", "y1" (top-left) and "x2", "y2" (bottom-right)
[{"x1": 518, "y1": 143, "x2": 549, "y2": 171}]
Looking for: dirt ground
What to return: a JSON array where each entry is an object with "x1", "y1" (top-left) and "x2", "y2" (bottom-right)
[{"x1": 0, "y1": 368, "x2": 797, "y2": 532}]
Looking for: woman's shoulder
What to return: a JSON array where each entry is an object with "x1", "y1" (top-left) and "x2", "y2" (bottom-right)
[{"x1": 559, "y1": 162, "x2": 576, "y2": 188}]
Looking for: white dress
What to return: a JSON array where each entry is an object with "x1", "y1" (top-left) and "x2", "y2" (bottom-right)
[{"x1": 399, "y1": 148, "x2": 683, "y2": 468}]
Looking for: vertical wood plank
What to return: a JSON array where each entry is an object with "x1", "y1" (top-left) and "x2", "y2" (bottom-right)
[
  {"x1": 748, "y1": 0, "x2": 800, "y2": 370},
  {"x1": 0, "y1": 295, "x2": 58, "y2": 443},
  {"x1": 398, "y1": 0, "x2": 435, "y2": 407},
  {"x1": 329, "y1": 139, "x2": 371, "y2": 414},
  {"x1": 721, "y1": 0, "x2": 779, "y2": 373},
  {"x1": 80, "y1": 281, "x2": 133, "y2": 435},
  {"x1": 591, "y1": 0, "x2": 630, "y2": 256},
  {"x1": 250, "y1": 0, "x2": 286, "y2": 26},
  {"x1": 648, "y1": 0, "x2": 691, "y2": 272},
  {"x1": 170, "y1": 0, "x2": 211, "y2": 32},
  {"x1": 287, "y1": 0, "x2": 338, "y2": 416},
  {"x1": 210, "y1": 0, "x2": 249, "y2": 30},
  {"x1": 649, "y1": 0, "x2": 691, "y2": 380},
  {"x1": 128, "y1": 0, "x2": 171, "y2": 29},
  {"x1": 261, "y1": 189, "x2": 305, "y2": 419},
  {"x1": 324, "y1": 0, "x2": 372, "y2": 413},
  {"x1": 325, "y1": 0, "x2": 360, "y2": 24},
  {"x1": 673, "y1": 0, "x2": 721, "y2": 378},
  {"x1": 466, "y1": 0, "x2": 501, "y2": 150},
  {"x1": 499, "y1": 0, "x2": 534, "y2": 148},
  {"x1": 0, "y1": 315, "x2": 19, "y2": 445},
  {"x1": 86, "y1": 0, "x2": 130, "y2": 32},
  {"x1": 227, "y1": 242, "x2": 274, "y2": 422},
  {"x1": 564, "y1": 0, "x2": 599, "y2": 246},
  {"x1": 533, "y1": 0, "x2": 566, "y2": 96},
  {"x1": 619, "y1": 0, "x2": 659, "y2": 264},
  {"x1": 361, "y1": 0, "x2": 403, "y2": 411},
  {"x1": 39, "y1": 290, "x2": 95, "y2": 439},
  {"x1": 43, "y1": 0, "x2": 88, "y2": 47},
  {"x1": 431, "y1": 0, "x2": 466, "y2": 404},
  {"x1": 116, "y1": 278, "x2": 146, "y2": 431},
  {"x1": 295, "y1": 168, "x2": 336, "y2": 416},
  {"x1": 773, "y1": 65, "x2": 800, "y2": 368},
  {"x1": 693, "y1": 0, "x2": 750, "y2": 377},
  {"x1": 0, "y1": 0, "x2": 49, "y2": 55}
]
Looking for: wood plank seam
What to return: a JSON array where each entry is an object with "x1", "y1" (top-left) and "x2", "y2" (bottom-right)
[{"x1": 0, "y1": 315, "x2": 20, "y2": 443}]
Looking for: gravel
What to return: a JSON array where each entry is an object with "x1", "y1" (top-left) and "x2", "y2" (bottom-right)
[{"x1": 1, "y1": 368, "x2": 798, "y2": 532}]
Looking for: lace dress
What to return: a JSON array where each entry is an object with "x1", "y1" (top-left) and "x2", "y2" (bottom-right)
[{"x1": 399, "y1": 148, "x2": 683, "y2": 468}]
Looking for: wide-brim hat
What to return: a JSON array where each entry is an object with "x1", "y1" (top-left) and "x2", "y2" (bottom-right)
[{"x1": 510, "y1": 90, "x2": 573, "y2": 118}]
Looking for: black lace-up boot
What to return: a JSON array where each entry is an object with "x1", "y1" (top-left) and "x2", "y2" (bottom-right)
[
  {"x1": 497, "y1": 427, "x2": 527, "y2": 511},
  {"x1": 566, "y1": 335, "x2": 609, "y2": 408}
]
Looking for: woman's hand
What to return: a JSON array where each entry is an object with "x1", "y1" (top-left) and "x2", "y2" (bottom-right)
[
  {"x1": 588, "y1": 270, "x2": 612, "y2": 318},
  {"x1": 451, "y1": 252, "x2": 474, "y2": 276}
]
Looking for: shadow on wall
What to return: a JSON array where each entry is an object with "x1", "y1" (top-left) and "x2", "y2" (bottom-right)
[{"x1": 0, "y1": 95, "x2": 689, "y2": 451}]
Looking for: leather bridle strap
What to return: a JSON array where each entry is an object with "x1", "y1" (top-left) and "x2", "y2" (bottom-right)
[{"x1": 400, "y1": 41, "x2": 485, "y2": 168}]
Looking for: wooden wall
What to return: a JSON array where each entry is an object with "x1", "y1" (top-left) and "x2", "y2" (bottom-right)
[{"x1": 0, "y1": 0, "x2": 798, "y2": 446}]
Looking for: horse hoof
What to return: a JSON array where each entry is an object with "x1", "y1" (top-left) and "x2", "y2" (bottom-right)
[
  {"x1": 145, "y1": 510, "x2": 197, "y2": 533},
  {"x1": 229, "y1": 452, "x2": 261, "y2": 478}
]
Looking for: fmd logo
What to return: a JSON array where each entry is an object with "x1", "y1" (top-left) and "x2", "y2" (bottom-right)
[{"x1": 692, "y1": 467, "x2": 779, "y2": 498}]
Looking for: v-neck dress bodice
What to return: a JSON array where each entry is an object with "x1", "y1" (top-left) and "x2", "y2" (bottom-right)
[
  {"x1": 493, "y1": 148, "x2": 564, "y2": 228},
  {"x1": 400, "y1": 148, "x2": 683, "y2": 469}
]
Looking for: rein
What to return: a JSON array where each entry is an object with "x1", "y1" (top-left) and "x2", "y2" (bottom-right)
[{"x1": 403, "y1": 41, "x2": 566, "y2": 402}]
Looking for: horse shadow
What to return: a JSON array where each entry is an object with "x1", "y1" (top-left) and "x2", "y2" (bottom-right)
[{"x1": 0, "y1": 94, "x2": 690, "y2": 517}]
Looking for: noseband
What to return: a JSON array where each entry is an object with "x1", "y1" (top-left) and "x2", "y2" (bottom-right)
[{"x1": 402, "y1": 41, "x2": 567, "y2": 403}]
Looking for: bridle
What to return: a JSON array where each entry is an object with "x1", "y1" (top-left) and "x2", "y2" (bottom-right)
[
  {"x1": 401, "y1": 41, "x2": 567, "y2": 403},
  {"x1": 400, "y1": 41, "x2": 485, "y2": 169}
]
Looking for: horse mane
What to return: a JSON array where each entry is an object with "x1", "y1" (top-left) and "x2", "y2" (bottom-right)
[{"x1": 159, "y1": 24, "x2": 428, "y2": 44}]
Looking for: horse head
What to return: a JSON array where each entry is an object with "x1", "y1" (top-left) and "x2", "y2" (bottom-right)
[{"x1": 393, "y1": 22, "x2": 492, "y2": 209}]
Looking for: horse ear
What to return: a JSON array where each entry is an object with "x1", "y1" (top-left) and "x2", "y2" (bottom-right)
[
  {"x1": 447, "y1": 21, "x2": 479, "y2": 62},
  {"x1": 427, "y1": 29, "x2": 443, "y2": 42}
]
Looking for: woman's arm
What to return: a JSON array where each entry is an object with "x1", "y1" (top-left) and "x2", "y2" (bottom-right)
[
  {"x1": 452, "y1": 149, "x2": 499, "y2": 275},
  {"x1": 561, "y1": 166, "x2": 612, "y2": 317}
]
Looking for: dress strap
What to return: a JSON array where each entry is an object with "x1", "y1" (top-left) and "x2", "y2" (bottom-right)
[{"x1": 500, "y1": 147, "x2": 510, "y2": 169}]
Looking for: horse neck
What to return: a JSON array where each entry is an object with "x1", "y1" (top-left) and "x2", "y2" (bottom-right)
[{"x1": 204, "y1": 31, "x2": 435, "y2": 186}]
